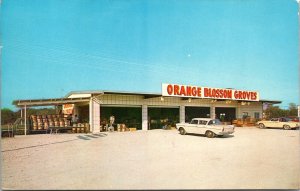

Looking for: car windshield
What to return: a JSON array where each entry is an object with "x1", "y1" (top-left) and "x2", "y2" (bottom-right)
[{"x1": 208, "y1": 119, "x2": 222, "y2": 125}]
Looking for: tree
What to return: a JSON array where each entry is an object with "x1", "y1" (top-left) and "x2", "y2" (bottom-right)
[
  {"x1": 1, "y1": 108, "x2": 17, "y2": 125},
  {"x1": 264, "y1": 103, "x2": 298, "y2": 119},
  {"x1": 1, "y1": 107, "x2": 57, "y2": 125},
  {"x1": 288, "y1": 103, "x2": 297, "y2": 116}
]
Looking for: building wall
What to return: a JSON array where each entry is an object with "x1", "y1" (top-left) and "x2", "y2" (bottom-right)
[{"x1": 92, "y1": 94, "x2": 263, "y2": 130}]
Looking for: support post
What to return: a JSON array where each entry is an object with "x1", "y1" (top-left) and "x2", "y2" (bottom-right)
[
  {"x1": 89, "y1": 98, "x2": 93, "y2": 132},
  {"x1": 89, "y1": 98, "x2": 100, "y2": 133},
  {"x1": 180, "y1": 105, "x2": 185, "y2": 123},
  {"x1": 142, "y1": 105, "x2": 148, "y2": 130},
  {"x1": 20, "y1": 109, "x2": 23, "y2": 125},
  {"x1": 210, "y1": 105, "x2": 216, "y2": 119},
  {"x1": 24, "y1": 105, "x2": 27, "y2": 136}
]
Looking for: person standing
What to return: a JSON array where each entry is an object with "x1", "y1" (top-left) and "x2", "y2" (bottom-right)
[
  {"x1": 67, "y1": 114, "x2": 72, "y2": 126},
  {"x1": 72, "y1": 114, "x2": 79, "y2": 124}
]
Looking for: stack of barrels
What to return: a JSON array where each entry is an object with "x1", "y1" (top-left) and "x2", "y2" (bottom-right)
[
  {"x1": 72, "y1": 123, "x2": 90, "y2": 133},
  {"x1": 117, "y1": 124, "x2": 130, "y2": 132},
  {"x1": 30, "y1": 114, "x2": 71, "y2": 130}
]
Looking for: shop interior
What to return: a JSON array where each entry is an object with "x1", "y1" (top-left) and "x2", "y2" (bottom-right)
[
  {"x1": 148, "y1": 107, "x2": 179, "y2": 130},
  {"x1": 185, "y1": 107, "x2": 210, "y2": 122},
  {"x1": 215, "y1": 107, "x2": 236, "y2": 123},
  {"x1": 100, "y1": 106, "x2": 142, "y2": 130}
]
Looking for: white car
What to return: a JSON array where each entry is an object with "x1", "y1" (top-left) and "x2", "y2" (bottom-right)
[
  {"x1": 257, "y1": 117, "x2": 300, "y2": 130},
  {"x1": 176, "y1": 118, "x2": 235, "y2": 138}
]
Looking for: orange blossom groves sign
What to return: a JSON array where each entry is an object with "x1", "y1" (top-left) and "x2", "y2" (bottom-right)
[{"x1": 162, "y1": 83, "x2": 259, "y2": 101}]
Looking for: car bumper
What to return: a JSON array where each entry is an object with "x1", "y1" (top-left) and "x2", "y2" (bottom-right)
[{"x1": 218, "y1": 130, "x2": 234, "y2": 135}]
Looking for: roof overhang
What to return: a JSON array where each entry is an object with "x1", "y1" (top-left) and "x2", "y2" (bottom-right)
[
  {"x1": 259, "y1": 99, "x2": 282, "y2": 104},
  {"x1": 12, "y1": 90, "x2": 282, "y2": 107},
  {"x1": 66, "y1": 90, "x2": 162, "y2": 99},
  {"x1": 12, "y1": 97, "x2": 90, "y2": 107}
]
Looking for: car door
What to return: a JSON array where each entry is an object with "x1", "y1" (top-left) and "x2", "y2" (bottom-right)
[
  {"x1": 197, "y1": 120, "x2": 208, "y2": 134},
  {"x1": 277, "y1": 118, "x2": 287, "y2": 128},
  {"x1": 274, "y1": 118, "x2": 283, "y2": 128},
  {"x1": 268, "y1": 118, "x2": 279, "y2": 128},
  {"x1": 186, "y1": 119, "x2": 199, "y2": 134}
]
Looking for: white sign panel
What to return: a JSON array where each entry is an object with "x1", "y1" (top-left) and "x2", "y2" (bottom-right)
[{"x1": 162, "y1": 83, "x2": 259, "y2": 101}]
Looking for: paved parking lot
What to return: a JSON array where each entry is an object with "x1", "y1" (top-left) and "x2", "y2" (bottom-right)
[{"x1": 1, "y1": 127, "x2": 299, "y2": 189}]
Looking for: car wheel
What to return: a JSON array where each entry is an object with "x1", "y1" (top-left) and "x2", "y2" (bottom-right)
[
  {"x1": 205, "y1": 131, "x2": 215, "y2": 138},
  {"x1": 259, "y1": 123, "x2": 265, "y2": 129},
  {"x1": 283, "y1": 125, "x2": 291, "y2": 130},
  {"x1": 179, "y1": 128, "x2": 186, "y2": 135}
]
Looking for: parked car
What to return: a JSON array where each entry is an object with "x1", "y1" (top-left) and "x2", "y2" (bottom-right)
[
  {"x1": 288, "y1": 116, "x2": 300, "y2": 122},
  {"x1": 256, "y1": 117, "x2": 300, "y2": 130},
  {"x1": 175, "y1": 118, "x2": 235, "y2": 138}
]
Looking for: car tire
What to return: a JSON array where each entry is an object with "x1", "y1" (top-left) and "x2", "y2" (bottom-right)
[
  {"x1": 205, "y1": 131, "x2": 215, "y2": 138},
  {"x1": 283, "y1": 125, "x2": 291, "y2": 130},
  {"x1": 179, "y1": 128, "x2": 186, "y2": 135},
  {"x1": 259, "y1": 123, "x2": 265, "y2": 129}
]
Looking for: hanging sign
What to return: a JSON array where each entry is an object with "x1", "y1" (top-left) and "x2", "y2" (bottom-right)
[
  {"x1": 62, "y1": 104, "x2": 74, "y2": 114},
  {"x1": 162, "y1": 83, "x2": 259, "y2": 101}
]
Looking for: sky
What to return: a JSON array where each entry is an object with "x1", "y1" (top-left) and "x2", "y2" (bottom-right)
[{"x1": 0, "y1": 0, "x2": 299, "y2": 110}]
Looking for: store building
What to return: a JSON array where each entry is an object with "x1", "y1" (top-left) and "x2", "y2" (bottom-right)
[{"x1": 13, "y1": 83, "x2": 281, "y2": 134}]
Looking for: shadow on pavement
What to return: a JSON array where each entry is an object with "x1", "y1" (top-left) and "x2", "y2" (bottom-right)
[
  {"x1": 2, "y1": 138, "x2": 78, "y2": 152},
  {"x1": 182, "y1": 133, "x2": 235, "y2": 138},
  {"x1": 2, "y1": 133, "x2": 108, "y2": 152}
]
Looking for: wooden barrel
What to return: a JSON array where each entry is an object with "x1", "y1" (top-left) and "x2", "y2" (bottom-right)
[
  {"x1": 64, "y1": 121, "x2": 70, "y2": 127},
  {"x1": 72, "y1": 127, "x2": 77, "y2": 133},
  {"x1": 37, "y1": 124, "x2": 43, "y2": 130},
  {"x1": 44, "y1": 123, "x2": 49, "y2": 129},
  {"x1": 33, "y1": 122, "x2": 38, "y2": 130},
  {"x1": 59, "y1": 121, "x2": 64, "y2": 127},
  {"x1": 49, "y1": 121, "x2": 54, "y2": 126},
  {"x1": 77, "y1": 128, "x2": 81, "y2": 133},
  {"x1": 54, "y1": 121, "x2": 59, "y2": 127},
  {"x1": 80, "y1": 127, "x2": 84, "y2": 133}
]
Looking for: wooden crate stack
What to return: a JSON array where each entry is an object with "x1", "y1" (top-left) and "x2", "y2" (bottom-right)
[{"x1": 232, "y1": 118, "x2": 256, "y2": 127}]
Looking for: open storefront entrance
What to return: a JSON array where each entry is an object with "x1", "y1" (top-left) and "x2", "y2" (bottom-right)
[
  {"x1": 215, "y1": 107, "x2": 236, "y2": 123},
  {"x1": 100, "y1": 106, "x2": 142, "y2": 130},
  {"x1": 148, "y1": 107, "x2": 179, "y2": 129},
  {"x1": 185, "y1": 107, "x2": 210, "y2": 122}
]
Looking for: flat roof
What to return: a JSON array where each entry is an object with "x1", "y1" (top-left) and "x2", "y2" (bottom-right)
[{"x1": 12, "y1": 90, "x2": 282, "y2": 107}]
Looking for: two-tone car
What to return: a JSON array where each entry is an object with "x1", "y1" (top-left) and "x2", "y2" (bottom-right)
[
  {"x1": 176, "y1": 118, "x2": 235, "y2": 138},
  {"x1": 257, "y1": 117, "x2": 300, "y2": 130}
]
